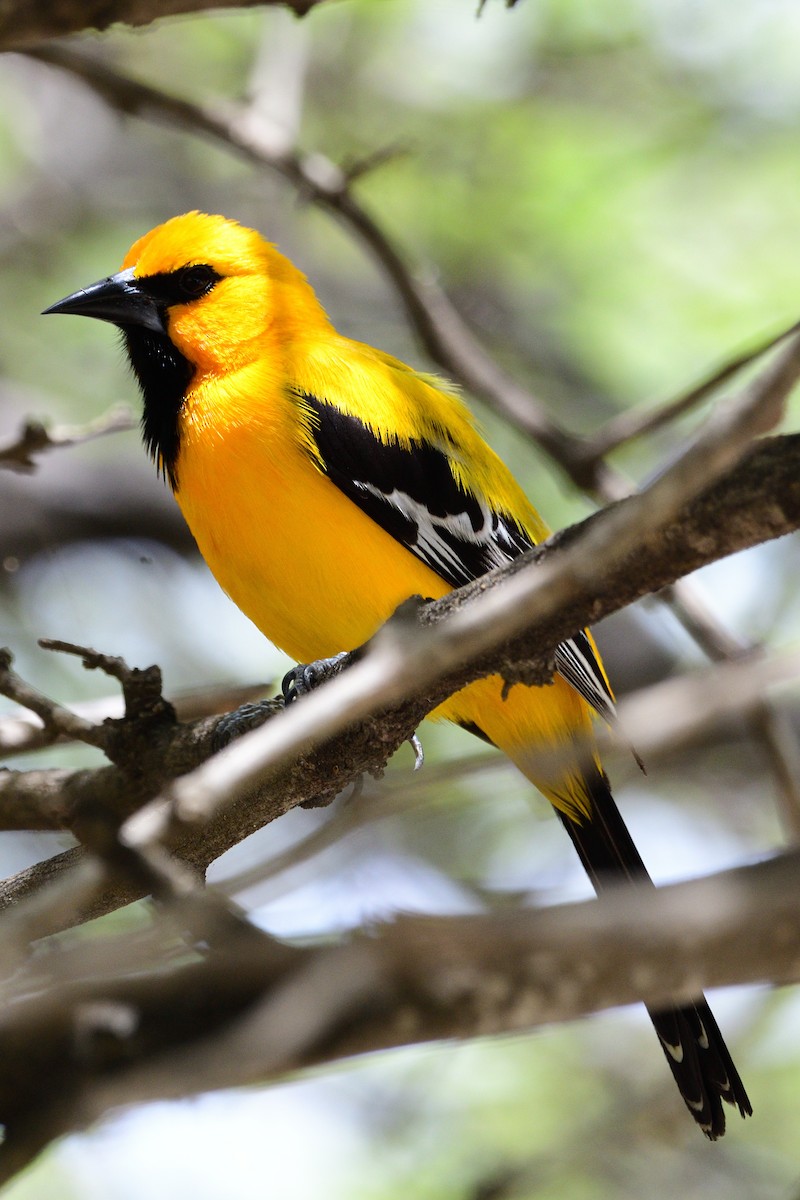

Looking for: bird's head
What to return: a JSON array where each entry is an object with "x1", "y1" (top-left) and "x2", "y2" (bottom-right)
[
  {"x1": 45, "y1": 212, "x2": 330, "y2": 484},
  {"x1": 44, "y1": 210, "x2": 329, "y2": 375}
]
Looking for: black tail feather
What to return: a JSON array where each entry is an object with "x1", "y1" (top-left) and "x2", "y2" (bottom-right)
[{"x1": 557, "y1": 765, "x2": 752, "y2": 1138}]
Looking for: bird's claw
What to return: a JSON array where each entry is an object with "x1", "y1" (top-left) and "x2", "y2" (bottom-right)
[
  {"x1": 282, "y1": 651, "x2": 350, "y2": 705},
  {"x1": 281, "y1": 654, "x2": 423, "y2": 773},
  {"x1": 409, "y1": 732, "x2": 424, "y2": 771}
]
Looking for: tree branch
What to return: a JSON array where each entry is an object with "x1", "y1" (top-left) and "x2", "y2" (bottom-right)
[
  {"x1": 27, "y1": 44, "x2": 796, "y2": 774},
  {"x1": 0, "y1": 406, "x2": 134, "y2": 474},
  {"x1": 29, "y1": 45, "x2": 581, "y2": 480},
  {"x1": 0, "y1": 430, "x2": 795, "y2": 930},
  {"x1": 580, "y1": 316, "x2": 800, "y2": 466},
  {"x1": 123, "y1": 336, "x2": 800, "y2": 859},
  {"x1": 0, "y1": 847, "x2": 798, "y2": 1182},
  {"x1": 0, "y1": 0, "x2": 332, "y2": 50},
  {"x1": 0, "y1": 680, "x2": 268, "y2": 757},
  {"x1": 26, "y1": 44, "x2": 797, "y2": 769}
]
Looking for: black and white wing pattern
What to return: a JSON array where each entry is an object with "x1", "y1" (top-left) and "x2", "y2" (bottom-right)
[
  {"x1": 554, "y1": 632, "x2": 616, "y2": 725},
  {"x1": 298, "y1": 391, "x2": 531, "y2": 585},
  {"x1": 298, "y1": 391, "x2": 615, "y2": 723}
]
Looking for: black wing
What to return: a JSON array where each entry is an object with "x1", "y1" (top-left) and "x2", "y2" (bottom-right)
[{"x1": 299, "y1": 391, "x2": 615, "y2": 721}]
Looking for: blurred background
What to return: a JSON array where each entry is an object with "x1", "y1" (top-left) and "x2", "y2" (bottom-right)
[{"x1": 1, "y1": 0, "x2": 800, "y2": 1196}]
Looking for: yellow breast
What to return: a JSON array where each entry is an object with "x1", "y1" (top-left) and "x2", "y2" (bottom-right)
[{"x1": 174, "y1": 365, "x2": 451, "y2": 663}]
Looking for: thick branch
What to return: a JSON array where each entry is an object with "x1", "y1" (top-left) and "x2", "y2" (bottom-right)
[
  {"x1": 0, "y1": 848, "x2": 798, "y2": 1170},
  {"x1": 122, "y1": 400, "x2": 800, "y2": 853},
  {"x1": 0, "y1": 431, "x2": 796, "y2": 1175},
  {"x1": 0, "y1": 432, "x2": 796, "y2": 929}
]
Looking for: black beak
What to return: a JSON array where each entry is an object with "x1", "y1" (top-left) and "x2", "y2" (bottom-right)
[{"x1": 43, "y1": 268, "x2": 165, "y2": 334}]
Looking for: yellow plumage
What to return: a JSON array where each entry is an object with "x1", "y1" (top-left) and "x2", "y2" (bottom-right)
[
  {"x1": 45, "y1": 210, "x2": 750, "y2": 1135},
  {"x1": 124, "y1": 212, "x2": 601, "y2": 816}
]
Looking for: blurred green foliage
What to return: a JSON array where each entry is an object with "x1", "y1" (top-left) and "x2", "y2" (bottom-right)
[{"x1": 1, "y1": 0, "x2": 800, "y2": 1197}]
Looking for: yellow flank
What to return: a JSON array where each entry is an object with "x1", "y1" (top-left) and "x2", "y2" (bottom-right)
[{"x1": 124, "y1": 212, "x2": 602, "y2": 818}]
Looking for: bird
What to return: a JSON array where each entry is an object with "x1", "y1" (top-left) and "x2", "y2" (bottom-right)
[{"x1": 45, "y1": 210, "x2": 751, "y2": 1137}]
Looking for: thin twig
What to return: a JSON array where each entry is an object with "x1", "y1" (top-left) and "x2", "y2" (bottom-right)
[
  {"x1": 746, "y1": 702, "x2": 800, "y2": 841},
  {"x1": 605, "y1": 650, "x2": 800, "y2": 766},
  {"x1": 0, "y1": 404, "x2": 134, "y2": 473},
  {"x1": 0, "y1": 649, "x2": 107, "y2": 749},
  {"x1": 219, "y1": 748, "x2": 502, "y2": 898},
  {"x1": 0, "y1": 680, "x2": 268, "y2": 758},
  {"x1": 29, "y1": 46, "x2": 581, "y2": 477},
  {"x1": 583, "y1": 316, "x2": 800, "y2": 464}
]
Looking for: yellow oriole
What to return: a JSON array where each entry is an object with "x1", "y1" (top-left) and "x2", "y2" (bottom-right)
[{"x1": 46, "y1": 210, "x2": 751, "y2": 1137}]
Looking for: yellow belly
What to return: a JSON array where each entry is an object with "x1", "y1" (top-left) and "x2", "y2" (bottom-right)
[{"x1": 177, "y1": 420, "x2": 451, "y2": 662}]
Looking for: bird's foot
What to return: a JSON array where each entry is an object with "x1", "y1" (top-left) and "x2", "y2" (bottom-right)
[
  {"x1": 211, "y1": 698, "x2": 282, "y2": 752},
  {"x1": 281, "y1": 651, "x2": 351, "y2": 705},
  {"x1": 282, "y1": 652, "x2": 424, "y2": 773}
]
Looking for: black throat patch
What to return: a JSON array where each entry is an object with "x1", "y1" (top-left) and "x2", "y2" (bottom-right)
[{"x1": 123, "y1": 327, "x2": 194, "y2": 490}]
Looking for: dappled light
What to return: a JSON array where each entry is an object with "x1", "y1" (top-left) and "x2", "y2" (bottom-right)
[{"x1": 0, "y1": 2, "x2": 799, "y2": 1197}]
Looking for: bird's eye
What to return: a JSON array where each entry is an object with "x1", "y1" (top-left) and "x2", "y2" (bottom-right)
[{"x1": 177, "y1": 264, "x2": 218, "y2": 300}]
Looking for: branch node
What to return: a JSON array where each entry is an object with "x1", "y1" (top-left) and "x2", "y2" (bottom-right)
[{"x1": 38, "y1": 639, "x2": 175, "y2": 729}]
